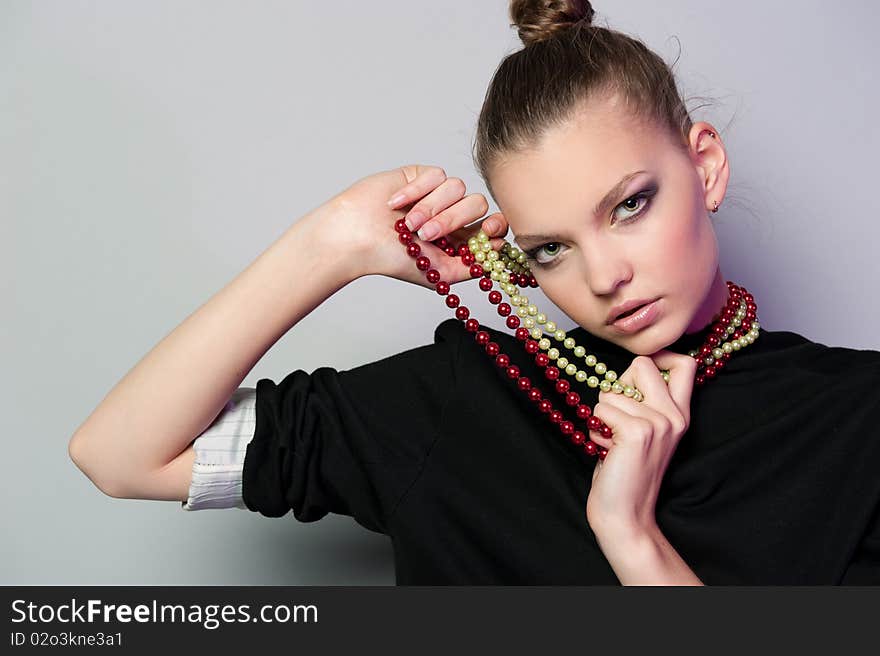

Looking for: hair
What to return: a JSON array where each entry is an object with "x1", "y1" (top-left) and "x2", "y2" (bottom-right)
[{"x1": 472, "y1": 0, "x2": 712, "y2": 198}]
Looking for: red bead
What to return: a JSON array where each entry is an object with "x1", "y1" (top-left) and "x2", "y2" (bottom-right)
[
  {"x1": 515, "y1": 327, "x2": 529, "y2": 340},
  {"x1": 479, "y1": 277, "x2": 493, "y2": 291},
  {"x1": 535, "y1": 353, "x2": 549, "y2": 367},
  {"x1": 707, "y1": 334, "x2": 719, "y2": 347},
  {"x1": 518, "y1": 273, "x2": 529, "y2": 287},
  {"x1": 458, "y1": 244, "x2": 469, "y2": 257},
  {"x1": 445, "y1": 294, "x2": 460, "y2": 308},
  {"x1": 486, "y1": 342, "x2": 500, "y2": 356},
  {"x1": 416, "y1": 256, "x2": 430, "y2": 271},
  {"x1": 426, "y1": 269, "x2": 441, "y2": 283},
  {"x1": 566, "y1": 391, "x2": 580, "y2": 406},
  {"x1": 571, "y1": 430, "x2": 586, "y2": 445},
  {"x1": 560, "y1": 420, "x2": 574, "y2": 435},
  {"x1": 517, "y1": 376, "x2": 531, "y2": 391},
  {"x1": 696, "y1": 374, "x2": 705, "y2": 385},
  {"x1": 506, "y1": 315, "x2": 521, "y2": 329},
  {"x1": 576, "y1": 404, "x2": 592, "y2": 420},
  {"x1": 528, "y1": 388, "x2": 542, "y2": 402},
  {"x1": 444, "y1": 245, "x2": 457, "y2": 257},
  {"x1": 435, "y1": 281, "x2": 450, "y2": 295},
  {"x1": 539, "y1": 399, "x2": 552, "y2": 413},
  {"x1": 475, "y1": 330, "x2": 490, "y2": 345},
  {"x1": 704, "y1": 366, "x2": 717, "y2": 378},
  {"x1": 598, "y1": 447, "x2": 608, "y2": 459},
  {"x1": 497, "y1": 303, "x2": 511, "y2": 317},
  {"x1": 406, "y1": 242, "x2": 421, "y2": 257},
  {"x1": 587, "y1": 416, "x2": 602, "y2": 431},
  {"x1": 465, "y1": 318, "x2": 479, "y2": 332},
  {"x1": 506, "y1": 365, "x2": 520, "y2": 379},
  {"x1": 714, "y1": 359, "x2": 725, "y2": 371},
  {"x1": 437, "y1": 237, "x2": 449, "y2": 249},
  {"x1": 394, "y1": 219, "x2": 409, "y2": 233},
  {"x1": 455, "y1": 306, "x2": 470, "y2": 321},
  {"x1": 599, "y1": 425, "x2": 612, "y2": 439},
  {"x1": 488, "y1": 291, "x2": 502, "y2": 304},
  {"x1": 549, "y1": 410, "x2": 563, "y2": 424},
  {"x1": 470, "y1": 264, "x2": 484, "y2": 278},
  {"x1": 399, "y1": 231, "x2": 414, "y2": 245},
  {"x1": 584, "y1": 441, "x2": 598, "y2": 456},
  {"x1": 495, "y1": 353, "x2": 510, "y2": 368},
  {"x1": 525, "y1": 339, "x2": 539, "y2": 354},
  {"x1": 462, "y1": 253, "x2": 475, "y2": 266},
  {"x1": 529, "y1": 276, "x2": 538, "y2": 288},
  {"x1": 509, "y1": 273, "x2": 518, "y2": 284},
  {"x1": 544, "y1": 366, "x2": 559, "y2": 380},
  {"x1": 555, "y1": 379, "x2": 570, "y2": 394}
]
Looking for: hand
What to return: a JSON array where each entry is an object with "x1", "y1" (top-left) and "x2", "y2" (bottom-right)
[
  {"x1": 584, "y1": 350, "x2": 699, "y2": 538},
  {"x1": 323, "y1": 164, "x2": 509, "y2": 289}
]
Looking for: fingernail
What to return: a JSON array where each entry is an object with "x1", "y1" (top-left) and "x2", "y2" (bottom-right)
[
  {"x1": 405, "y1": 209, "x2": 424, "y2": 231},
  {"x1": 418, "y1": 220, "x2": 440, "y2": 241},
  {"x1": 484, "y1": 219, "x2": 498, "y2": 233},
  {"x1": 387, "y1": 193, "x2": 407, "y2": 208}
]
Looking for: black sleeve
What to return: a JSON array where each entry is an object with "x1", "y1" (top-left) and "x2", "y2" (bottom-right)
[{"x1": 241, "y1": 318, "x2": 464, "y2": 534}]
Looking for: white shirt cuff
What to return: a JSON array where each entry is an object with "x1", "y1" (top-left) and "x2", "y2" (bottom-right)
[{"x1": 181, "y1": 387, "x2": 256, "y2": 511}]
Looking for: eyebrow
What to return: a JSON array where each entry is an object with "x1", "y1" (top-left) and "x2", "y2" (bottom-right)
[{"x1": 514, "y1": 170, "x2": 648, "y2": 248}]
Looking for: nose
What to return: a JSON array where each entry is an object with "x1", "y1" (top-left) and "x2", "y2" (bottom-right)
[{"x1": 580, "y1": 240, "x2": 633, "y2": 297}]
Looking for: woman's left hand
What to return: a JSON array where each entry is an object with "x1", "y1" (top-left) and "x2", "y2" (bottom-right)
[{"x1": 585, "y1": 350, "x2": 699, "y2": 538}]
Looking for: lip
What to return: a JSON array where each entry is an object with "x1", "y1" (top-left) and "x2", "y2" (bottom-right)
[
  {"x1": 609, "y1": 298, "x2": 661, "y2": 334},
  {"x1": 606, "y1": 297, "x2": 658, "y2": 325}
]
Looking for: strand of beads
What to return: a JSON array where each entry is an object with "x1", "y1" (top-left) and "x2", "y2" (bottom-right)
[{"x1": 394, "y1": 219, "x2": 760, "y2": 460}]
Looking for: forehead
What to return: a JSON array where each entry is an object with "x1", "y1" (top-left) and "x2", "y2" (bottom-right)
[{"x1": 489, "y1": 97, "x2": 672, "y2": 235}]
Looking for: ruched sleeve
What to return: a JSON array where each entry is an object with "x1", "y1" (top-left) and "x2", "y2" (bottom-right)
[{"x1": 241, "y1": 318, "x2": 464, "y2": 534}]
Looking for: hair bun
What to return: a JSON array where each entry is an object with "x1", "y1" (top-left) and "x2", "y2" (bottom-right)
[{"x1": 509, "y1": 0, "x2": 596, "y2": 47}]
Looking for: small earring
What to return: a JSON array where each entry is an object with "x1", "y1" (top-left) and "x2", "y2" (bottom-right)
[{"x1": 712, "y1": 200, "x2": 719, "y2": 213}]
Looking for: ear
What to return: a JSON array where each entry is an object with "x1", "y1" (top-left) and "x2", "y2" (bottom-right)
[{"x1": 688, "y1": 122, "x2": 730, "y2": 213}]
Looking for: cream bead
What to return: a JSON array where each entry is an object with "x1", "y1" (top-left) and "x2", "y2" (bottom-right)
[
  {"x1": 536, "y1": 313, "x2": 546, "y2": 324},
  {"x1": 599, "y1": 380, "x2": 612, "y2": 392},
  {"x1": 712, "y1": 347, "x2": 724, "y2": 359},
  {"x1": 538, "y1": 338, "x2": 551, "y2": 350},
  {"x1": 585, "y1": 354, "x2": 597, "y2": 366},
  {"x1": 554, "y1": 329, "x2": 566, "y2": 341},
  {"x1": 575, "y1": 370, "x2": 588, "y2": 382},
  {"x1": 487, "y1": 250, "x2": 499, "y2": 261},
  {"x1": 545, "y1": 321, "x2": 556, "y2": 333},
  {"x1": 565, "y1": 364, "x2": 578, "y2": 376},
  {"x1": 564, "y1": 337, "x2": 575, "y2": 349},
  {"x1": 623, "y1": 385, "x2": 635, "y2": 397},
  {"x1": 595, "y1": 362, "x2": 607, "y2": 375},
  {"x1": 530, "y1": 328, "x2": 543, "y2": 340},
  {"x1": 524, "y1": 317, "x2": 535, "y2": 329},
  {"x1": 493, "y1": 261, "x2": 505, "y2": 272},
  {"x1": 516, "y1": 306, "x2": 528, "y2": 317},
  {"x1": 611, "y1": 382, "x2": 623, "y2": 394},
  {"x1": 587, "y1": 376, "x2": 599, "y2": 388},
  {"x1": 477, "y1": 230, "x2": 488, "y2": 242},
  {"x1": 557, "y1": 356, "x2": 568, "y2": 368},
  {"x1": 573, "y1": 345, "x2": 586, "y2": 358},
  {"x1": 474, "y1": 251, "x2": 486, "y2": 262},
  {"x1": 547, "y1": 348, "x2": 559, "y2": 360},
  {"x1": 604, "y1": 370, "x2": 617, "y2": 382}
]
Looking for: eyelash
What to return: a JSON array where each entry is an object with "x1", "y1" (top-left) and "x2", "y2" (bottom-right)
[{"x1": 522, "y1": 189, "x2": 656, "y2": 269}]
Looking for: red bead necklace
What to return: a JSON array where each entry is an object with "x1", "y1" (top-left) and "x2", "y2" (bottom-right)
[{"x1": 393, "y1": 219, "x2": 760, "y2": 461}]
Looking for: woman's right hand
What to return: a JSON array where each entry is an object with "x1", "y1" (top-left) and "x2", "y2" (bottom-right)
[{"x1": 323, "y1": 164, "x2": 509, "y2": 289}]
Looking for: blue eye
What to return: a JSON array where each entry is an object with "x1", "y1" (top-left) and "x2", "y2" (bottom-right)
[{"x1": 523, "y1": 188, "x2": 657, "y2": 269}]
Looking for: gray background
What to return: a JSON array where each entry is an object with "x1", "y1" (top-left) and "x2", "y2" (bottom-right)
[{"x1": 3, "y1": 0, "x2": 878, "y2": 585}]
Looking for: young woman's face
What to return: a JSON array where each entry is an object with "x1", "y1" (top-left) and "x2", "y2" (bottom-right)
[{"x1": 488, "y1": 94, "x2": 731, "y2": 355}]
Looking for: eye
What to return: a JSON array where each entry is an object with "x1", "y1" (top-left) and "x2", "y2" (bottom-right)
[{"x1": 522, "y1": 187, "x2": 657, "y2": 269}]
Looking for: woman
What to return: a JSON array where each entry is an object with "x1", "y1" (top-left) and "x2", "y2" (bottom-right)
[{"x1": 69, "y1": 1, "x2": 880, "y2": 585}]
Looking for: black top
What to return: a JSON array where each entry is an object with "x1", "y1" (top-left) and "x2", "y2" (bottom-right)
[{"x1": 241, "y1": 316, "x2": 880, "y2": 585}]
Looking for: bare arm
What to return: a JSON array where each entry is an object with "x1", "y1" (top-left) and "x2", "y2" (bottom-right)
[{"x1": 68, "y1": 198, "x2": 363, "y2": 500}]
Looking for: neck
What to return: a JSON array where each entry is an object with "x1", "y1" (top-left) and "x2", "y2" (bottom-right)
[{"x1": 685, "y1": 268, "x2": 729, "y2": 334}]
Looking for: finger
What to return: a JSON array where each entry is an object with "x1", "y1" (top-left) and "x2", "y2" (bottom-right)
[
  {"x1": 645, "y1": 349, "x2": 698, "y2": 425},
  {"x1": 386, "y1": 165, "x2": 447, "y2": 208},
  {"x1": 406, "y1": 181, "x2": 480, "y2": 240},
  {"x1": 611, "y1": 356, "x2": 681, "y2": 420},
  {"x1": 412, "y1": 191, "x2": 490, "y2": 241},
  {"x1": 448, "y1": 211, "x2": 508, "y2": 242}
]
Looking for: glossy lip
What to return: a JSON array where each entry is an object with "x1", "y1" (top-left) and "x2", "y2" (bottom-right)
[
  {"x1": 606, "y1": 297, "x2": 658, "y2": 325},
  {"x1": 609, "y1": 298, "x2": 662, "y2": 334}
]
